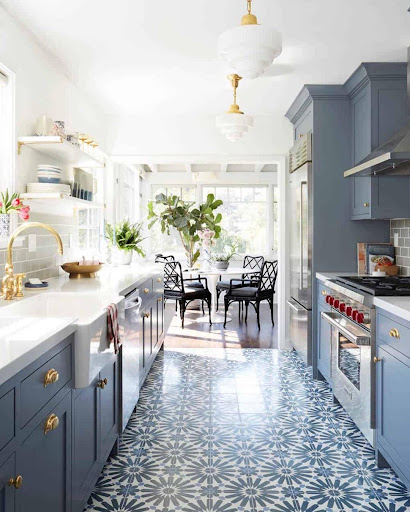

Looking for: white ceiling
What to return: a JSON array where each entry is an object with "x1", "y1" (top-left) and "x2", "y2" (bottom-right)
[{"x1": 2, "y1": 0, "x2": 409, "y2": 119}]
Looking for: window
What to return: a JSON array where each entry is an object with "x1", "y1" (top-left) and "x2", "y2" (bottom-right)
[
  {"x1": 149, "y1": 185, "x2": 196, "y2": 258},
  {"x1": 117, "y1": 165, "x2": 138, "y2": 221},
  {"x1": 202, "y1": 185, "x2": 273, "y2": 256},
  {"x1": 78, "y1": 168, "x2": 105, "y2": 253}
]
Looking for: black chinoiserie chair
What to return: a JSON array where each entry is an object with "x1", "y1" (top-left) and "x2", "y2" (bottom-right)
[
  {"x1": 164, "y1": 261, "x2": 212, "y2": 328},
  {"x1": 223, "y1": 260, "x2": 278, "y2": 330},
  {"x1": 216, "y1": 255, "x2": 264, "y2": 310},
  {"x1": 155, "y1": 254, "x2": 175, "y2": 263}
]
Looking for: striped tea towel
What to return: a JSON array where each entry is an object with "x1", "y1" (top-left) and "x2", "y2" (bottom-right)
[{"x1": 106, "y1": 303, "x2": 121, "y2": 353}]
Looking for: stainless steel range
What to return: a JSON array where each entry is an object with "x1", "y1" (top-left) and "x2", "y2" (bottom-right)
[{"x1": 322, "y1": 275, "x2": 410, "y2": 446}]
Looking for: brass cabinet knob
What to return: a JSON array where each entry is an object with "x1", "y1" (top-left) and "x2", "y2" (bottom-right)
[
  {"x1": 97, "y1": 378, "x2": 108, "y2": 389},
  {"x1": 364, "y1": 202, "x2": 370, "y2": 207},
  {"x1": 143, "y1": 312, "x2": 150, "y2": 318},
  {"x1": 389, "y1": 328, "x2": 400, "y2": 339},
  {"x1": 8, "y1": 475, "x2": 23, "y2": 489},
  {"x1": 157, "y1": 297, "x2": 162, "y2": 302},
  {"x1": 144, "y1": 288, "x2": 149, "y2": 294},
  {"x1": 157, "y1": 277, "x2": 162, "y2": 283},
  {"x1": 321, "y1": 290, "x2": 327, "y2": 296},
  {"x1": 44, "y1": 413, "x2": 59, "y2": 435},
  {"x1": 44, "y1": 368, "x2": 59, "y2": 388},
  {"x1": 374, "y1": 356, "x2": 382, "y2": 363}
]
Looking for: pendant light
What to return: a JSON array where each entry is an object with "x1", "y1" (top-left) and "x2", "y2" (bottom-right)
[
  {"x1": 218, "y1": 0, "x2": 282, "y2": 79},
  {"x1": 216, "y1": 74, "x2": 253, "y2": 142}
]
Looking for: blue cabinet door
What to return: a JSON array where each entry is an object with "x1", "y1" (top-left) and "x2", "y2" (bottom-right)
[
  {"x1": 99, "y1": 357, "x2": 118, "y2": 464},
  {"x1": 16, "y1": 392, "x2": 71, "y2": 512},
  {"x1": 72, "y1": 376, "x2": 99, "y2": 510},
  {"x1": 351, "y1": 177, "x2": 371, "y2": 219},
  {"x1": 376, "y1": 346, "x2": 410, "y2": 485},
  {"x1": 155, "y1": 296, "x2": 164, "y2": 349},
  {"x1": 0, "y1": 454, "x2": 15, "y2": 512},
  {"x1": 317, "y1": 301, "x2": 332, "y2": 383}
]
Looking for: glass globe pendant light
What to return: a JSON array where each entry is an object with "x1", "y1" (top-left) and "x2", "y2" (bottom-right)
[
  {"x1": 218, "y1": 0, "x2": 282, "y2": 79},
  {"x1": 216, "y1": 74, "x2": 253, "y2": 142}
]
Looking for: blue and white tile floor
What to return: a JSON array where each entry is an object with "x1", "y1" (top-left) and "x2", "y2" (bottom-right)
[{"x1": 86, "y1": 349, "x2": 410, "y2": 511}]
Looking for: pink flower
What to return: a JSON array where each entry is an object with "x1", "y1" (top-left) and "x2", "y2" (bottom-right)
[
  {"x1": 20, "y1": 206, "x2": 30, "y2": 213},
  {"x1": 0, "y1": 202, "x2": 2, "y2": 208},
  {"x1": 11, "y1": 198, "x2": 20, "y2": 207},
  {"x1": 19, "y1": 210, "x2": 29, "y2": 221}
]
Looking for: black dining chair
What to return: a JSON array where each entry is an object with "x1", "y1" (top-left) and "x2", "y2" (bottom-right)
[
  {"x1": 164, "y1": 261, "x2": 212, "y2": 328},
  {"x1": 216, "y1": 255, "x2": 264, "y2": 310},
  {"x1": 155, "y1": 254, "x2": 175, "y2": 263},
  {"x1": 223, "y1": 260, "x2": 278, "y2": 330}
]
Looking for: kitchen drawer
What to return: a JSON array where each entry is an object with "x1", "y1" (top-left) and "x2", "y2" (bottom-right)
[
  {"x1": 0, "y1": 388, "x2": 15, "y2": 452},
  {"x1": 140, "y1": 278, "x2": 154, "y2": 302},
  {"x1": 20, "y1": 344, "x2": 72, "y2": 427},
  {"x1": 154, "y1": 274, "x2": 164, "y2": 295},
  {"x1": 377, "y1": 310, "x2": 410, "y2": 360},
  {"x1": 318, "y1": 282, "x2": 330, "y2": 305}
]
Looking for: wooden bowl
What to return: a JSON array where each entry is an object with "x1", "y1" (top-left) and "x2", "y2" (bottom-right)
[
  {"x1": 61, "y1": 261, "x2": 104, "y2": 278},
  {"x1": 374, "y1": 264, "x2": 399, "y2": 276}
]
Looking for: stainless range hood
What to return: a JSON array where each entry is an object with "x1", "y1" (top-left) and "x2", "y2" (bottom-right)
[{"x1": 344, "y1": 47, "x2": 410, "y2": 178}]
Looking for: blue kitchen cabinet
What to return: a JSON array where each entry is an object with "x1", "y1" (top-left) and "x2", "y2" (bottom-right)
[
  {"x1": 0, "y1": 455, "x2": 15, "y2": 512},
  {"x1": 99, "y1": 356, "x2": 119, "y2": 464},
  {"x1": 376, "y1": 344, "x2": 410, "y2": 488},
  {"x1": 317, "y1": 289, "x2": 332, "y2": 384},
  {"x1": 155, "y1": 296, "x2": 164, "y2": 349},
  {"x1": 16, "y1": 391, "x2": 72, "y2": 512}
]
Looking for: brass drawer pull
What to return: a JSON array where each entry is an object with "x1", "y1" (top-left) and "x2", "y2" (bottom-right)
[
  {"x1": 389, "y1": 328, "x2": 400, "y2": 339},
  {"x1": 374, "y1": 356, "x2": 382, "y2": 363},
  {"x1": 44, "y1": 368, "x2": 59, "y2": 388},
  {"x1": 143, "y1": 312, "x2": 150, "y2": 318},
  {"x1": 8, "y1": 475, "x2": 23, "y2": 489},
  {"x1": 97, "y1": 378, "x2": 108, "y2": 389},
  {"x1": 321, "y1": 290, "x2": 327, "y2": 296},
  {"x1": 44, "y1": 413, "x2": 59, "y2": 435},
  {"x1": 364, "y1": 202, "x2": 370, "y2": 207},
  {"x1": 144, "y1": 288, "x2": 149, "y2": 294},
  {"x1": 157, "y1": 277, "x2": 162, "y2": 283}
]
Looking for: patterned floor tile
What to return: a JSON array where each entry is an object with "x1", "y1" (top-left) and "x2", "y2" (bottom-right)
[{"x1": 86, "y1": 349, "x2": 410, "y2": 512}]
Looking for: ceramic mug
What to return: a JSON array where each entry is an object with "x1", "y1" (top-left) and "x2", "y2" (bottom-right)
[
  {"x1": 35, "y1": 115, "x2": 53, "y2": 136},
  {"x1": 50, "y1": 120, "x2": 65, "y2": 138}
]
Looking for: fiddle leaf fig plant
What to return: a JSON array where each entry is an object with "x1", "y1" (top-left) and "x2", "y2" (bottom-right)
[{"x1": 147, "y1": 193, "x2": 223, "y2": 268}]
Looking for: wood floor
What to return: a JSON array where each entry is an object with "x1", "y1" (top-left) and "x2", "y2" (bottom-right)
[{"x1": 164, "y1": 301, "x2": 278, "y2": 349}]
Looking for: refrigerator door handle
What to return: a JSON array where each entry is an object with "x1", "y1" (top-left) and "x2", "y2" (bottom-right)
[
  {"x1": 299, "y1": 181, "x2": 307, "y2": 290},
  {"x1": 287, "y1": 299, "x2": 306, "y2": 312}
]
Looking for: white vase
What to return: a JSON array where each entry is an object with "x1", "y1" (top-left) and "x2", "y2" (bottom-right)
[
  {"x1": 118, "y1": 250, "x2": 133, "y2": 265},
  {"x1": 202, "y1": 246, "x2": 212, "y2": 270},
  {"x1": 0, "y1": 214, "x2": 10, "y2": 237}
]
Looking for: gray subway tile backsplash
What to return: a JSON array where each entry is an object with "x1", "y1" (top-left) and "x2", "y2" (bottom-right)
[{"x1": 390, "y1": 219, "x2": 410, "y2": 275}]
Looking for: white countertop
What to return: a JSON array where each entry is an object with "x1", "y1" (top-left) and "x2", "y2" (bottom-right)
[
  {"x1": 0, "y1": 263, "x2": 163, "y2": 386},
  {"x1": 316, "y1": 271, "x2": 410, "y2": 322}
]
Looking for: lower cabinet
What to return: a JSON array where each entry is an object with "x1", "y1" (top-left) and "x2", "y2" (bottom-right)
[
  {"x1": 72, "y1": 356, "x2": 119, "y2": 512},
  {"x1": 0, "y1": 455, "x2": 15, "y2": 512},
  {"x1": 139, "y1": 293, "x2": 164, "y2": 388},
  {"x1": 376, "y1": 344, "x2": 410, "y2": 487},
  {"x1": 317, "y1": 289, "x2": 332, "y2": 384},
  {"x1": 16, "y1": 392, "x2": 72, "y2": 512}
]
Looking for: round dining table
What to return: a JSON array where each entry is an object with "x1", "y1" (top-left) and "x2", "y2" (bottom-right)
[{"x1": 195, "y1": 266, "x2": 246, "y2": 324}]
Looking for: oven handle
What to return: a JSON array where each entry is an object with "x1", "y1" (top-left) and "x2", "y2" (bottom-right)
[{"x1": 321, "y1": 311, "x2": 371, "y2": 346}]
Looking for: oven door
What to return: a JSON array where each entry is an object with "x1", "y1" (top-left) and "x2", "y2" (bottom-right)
[{"x1": 321, "y1": 311, "x2": 373, "y2": 446}]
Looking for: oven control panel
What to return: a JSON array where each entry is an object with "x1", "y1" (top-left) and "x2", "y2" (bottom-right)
[{"x1": 325, "y1": 294, "x2": 371, "y2": 328}]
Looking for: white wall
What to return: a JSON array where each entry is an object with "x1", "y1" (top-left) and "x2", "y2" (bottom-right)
[{"x1": 107, "y1": 114, "x2": 292, "y2": 157}]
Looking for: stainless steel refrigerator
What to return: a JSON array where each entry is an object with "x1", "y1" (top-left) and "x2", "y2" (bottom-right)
[{"x1": 287, "y1": 133, "x2": 313, "y2": 365}]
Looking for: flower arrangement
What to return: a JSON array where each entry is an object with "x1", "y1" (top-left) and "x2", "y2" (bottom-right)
[
  {"x1": 0, "y1": 190, "x2": 30, "y2": 221},
  {"x1": 198, "y1": 228, "x2": 216, "y2": 247}
]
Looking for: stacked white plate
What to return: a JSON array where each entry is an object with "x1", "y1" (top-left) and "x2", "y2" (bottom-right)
[
  {"x1": 37, "y1": 164, "x2": 62, "y2": 183},
  {"x1": 27, "y1": 183, "x2": 71, "y2": 195}
]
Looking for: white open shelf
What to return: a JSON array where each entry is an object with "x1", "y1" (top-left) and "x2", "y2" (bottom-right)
[
  {"x1": 18, "y1": 136, "x2": 105, "y2": 168},
  {"x1": 20, "y1": 193, "x2": 104, "y2": 216}
]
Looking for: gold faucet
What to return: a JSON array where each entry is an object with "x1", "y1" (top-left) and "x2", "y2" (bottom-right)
[{"x1": 1, "y1": 222, "x2": 63, "y2": 300}]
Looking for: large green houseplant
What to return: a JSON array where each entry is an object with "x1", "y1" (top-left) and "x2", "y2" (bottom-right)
[{"x1": 147, "y1": 193, "x2": 223, "y2": 268}]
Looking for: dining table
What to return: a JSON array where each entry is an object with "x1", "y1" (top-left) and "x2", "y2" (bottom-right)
[{"x1": 194, "y1": 266, "x2": 246, "y2": 324}]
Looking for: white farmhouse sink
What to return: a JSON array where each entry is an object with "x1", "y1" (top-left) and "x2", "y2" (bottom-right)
[{"x1": 0, "y1": 292, "x2": 125, "y2": 388}]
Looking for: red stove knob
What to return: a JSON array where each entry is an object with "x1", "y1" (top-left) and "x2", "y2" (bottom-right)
[
  {"x1": 328, "y1": 296, "x2": 335, "y2": 306},
  {"x1": 325, "y1": 295, "x2": 330, "y2": 304},
  {"x1": 346, "y1": 306, "x2": 353, "y2": 317},
  {"x1": 357, "y1": 312, "x2": 365, "y2": 324},
  {"x1": 333, "y1": 299, "x2": 340, "y2": 308},
  {"x1": 352, "y1": 310, "x2": 359, "y2": 321},
  {"x1": 339, "y1": 303, "x2": 346, "y2": 313}
]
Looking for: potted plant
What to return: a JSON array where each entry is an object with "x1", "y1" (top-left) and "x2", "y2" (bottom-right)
[
  {"x1": 106, "y1": 219, "x2": 146, "y2": 265},
  {"x1": 212, "y1": 236, "x2": 239, "y2": 270},
  {"x1": 148, "y1": 193, "x2": 223, "y2": 268},
  {"x1": 0, "y1": 190, "x2": 30, "y2": 237}
]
